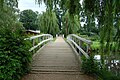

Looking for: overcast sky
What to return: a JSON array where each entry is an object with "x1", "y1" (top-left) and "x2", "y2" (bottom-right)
[
  {"x1": 18, "y1": 0, "x2": 46, "y2": 13},
  {"x1": 18, "y1": 0, "x2": 85, "y2": 26},
  {"x1": 18, "y1": 0, "x2": 83, "y2": 13}
]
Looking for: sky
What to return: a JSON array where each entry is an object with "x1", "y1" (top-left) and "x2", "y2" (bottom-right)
[
  {"x1": 18, "y1": 0, "x2": 83, "y2": 13},
  {"x1": 18, "y1": 0, "x2": 46, "y2": 13},
  {"x1": 18, "y1": 0, "x2": 85, "y2": 26}
]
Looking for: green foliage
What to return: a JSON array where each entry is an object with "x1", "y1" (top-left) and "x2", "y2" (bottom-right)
[
  {"x1": 37, "y1": 0, "x2": 120, "y2": 50},
  {"x1": 36, "y1": 0, "x2": 54, "y2": 10},
  {"x1": 81, "y1": 55, "x2": 99, "y2": 74},
  {"x1": 1, "y1": 0, "x2": 120, "y2": 79},
  {"x1": 66, "y1": 0, "x2": 81, "y2": 15},
  {"x1": 84, "y1": 0, "x2": 96, "y2": 12},
  {"x1": 82, "y1": 0, "x2": 120, "y2": 67},
  {"x1": 81, "y1": 55, "x2": 120, "y2": 80},
  {"x1": 91, "y1": 41, "x2": 100, "y2": 51},
  {"x1": 0, "y1": 28, "x2": 32, "y2": 80},
  {"x1": 62, "y1": 11, "x2": 80, "y2": 37},
  {"x1": 0, "y1": 1, "x2": 32, "y2": 80},
  {"x1": 37, "y1": 9, "x2": 60, "y2": 36},
  {"x1": 19, "y1": 9, "x2": 38, "y2": 30},
  {"x1": 97, "y1": 68, "x2": 120, "y2": 80},
  {"x1": 37, "y1": 0, "x2": 81, "y2": 16}
]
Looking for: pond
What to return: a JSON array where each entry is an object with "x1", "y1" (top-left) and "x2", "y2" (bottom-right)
[{"x1": 94, "y1": 54, "x2": 120, "y2": 76}]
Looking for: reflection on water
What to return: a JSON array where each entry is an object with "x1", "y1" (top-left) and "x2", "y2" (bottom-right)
[{"x1": 94, "y1": 54, "x2": 120, "y2": 76}]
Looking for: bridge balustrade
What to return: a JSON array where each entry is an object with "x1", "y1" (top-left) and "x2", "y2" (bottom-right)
[
  {"x1": 25, "y1": 34, "x2": 53, "y2": 53},
  {"x1": 67, "y1": 34, "x2": 92, "y2": 59}
]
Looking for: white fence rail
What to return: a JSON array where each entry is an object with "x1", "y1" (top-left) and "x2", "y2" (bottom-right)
[
  {"x1": 26, "y1": 34, "x2": 53, "y2": 52},
  {"x1": 67, "y1": 34, "x2": 92, "y2": 59}
]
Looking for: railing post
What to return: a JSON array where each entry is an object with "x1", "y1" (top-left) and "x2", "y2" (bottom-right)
[
  {"x1": 67, "y1": 34, "x2": 92, "y2": 59},
  {"x1": 38, "y1": 37, "x2": 41, "y2": 43},
  {"x1": 28, "y1": 34, "x2": 53, "y2": 53},
  {"x1": 56, "y1": 34, "x2": 58, "y2": 37},
  {"x1": 75, "y1": 37, "x2": 77, "y2": 51},
  {"x1": 32, "y1": 39, "x2": 35, "y2": 53},
  {"x1": 86, "y1": 44, "x2": 89, "y2": 53},
  {"x1": 42, "y1": 36, "x2": 44, "y2": 45},
  {"x1": 79, "y1": 40, "x2": 81, "y2": 55},
  {"x1": 73, "y1": 37, "x2": 75, "y2": 49},
  {"x1": 44, "y1": 36, "x2": 45, "y2": 45},
  {"x1": 86, "y1": 44, "x2": 91, "y2": 55},
  {"x1": 38, "y1": 37, "x2": 41, "y2": 48},
  {"x1": 72, "y1": 36, "x2": 75, "y2": 48}
]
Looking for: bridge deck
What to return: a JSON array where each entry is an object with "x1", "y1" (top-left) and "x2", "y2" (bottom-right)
[{"x1": 22, "y1": 37, "x2": 94, "y2": 80}]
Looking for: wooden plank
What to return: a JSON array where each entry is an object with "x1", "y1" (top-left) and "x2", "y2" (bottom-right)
[
  {"x1": 22, "y1": 36, "x2": 95, "y2": 80},
  {"x1": 31, "y1": 37, "x2": 80, "y2": 72}
]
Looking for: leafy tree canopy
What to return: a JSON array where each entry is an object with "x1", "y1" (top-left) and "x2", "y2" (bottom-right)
[{"x1": 19, "y1": 9, "x2": 39, "y2": 30}]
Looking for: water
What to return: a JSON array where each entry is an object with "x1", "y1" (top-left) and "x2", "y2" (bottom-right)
[{"x1": 94, "y1": 54, "x2": 120, "y2": 76}]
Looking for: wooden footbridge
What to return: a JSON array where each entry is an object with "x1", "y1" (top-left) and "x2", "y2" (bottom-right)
[{"x1": 22, "y1": 34, "x2": 94, "y2": 80}]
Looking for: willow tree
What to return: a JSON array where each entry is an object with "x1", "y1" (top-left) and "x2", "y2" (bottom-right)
[
  {"x1": 62, "y1": 11, "x2": 80, "y2": 36},
  {"x1": 83, "y1": 0, "x2": 120, "y2": 64},
  {"x1": 36, "y1": 0, "x2": 120, "y2": 65},
  {"x1": 37, "y1": 9, "x2": 60, "y2": 36},
  {"x1": 36, "y1": 0, "x2": 81, "y2": 15}
]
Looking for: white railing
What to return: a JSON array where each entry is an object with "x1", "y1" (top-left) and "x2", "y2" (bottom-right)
[
  {"x1": 67, "y1": 34, "x2": 92, "y2": 59},
  {"x1": 26, "y1": 34, "x2": 53, "y2": 52}
]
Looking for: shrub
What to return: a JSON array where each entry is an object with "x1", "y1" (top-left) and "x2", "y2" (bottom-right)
[
  {"x1": 81, "y1": 55, "x2": 120, "y2": 80},
  {"x1": 97, "y1": 68, "x2": 120, "y2": 80},
  {"x1": 0, "y1": 28, "x2": 32, "y2": 80},
  {"x1": 81, "y1": 55, "x2": 99, "y2": 75}
]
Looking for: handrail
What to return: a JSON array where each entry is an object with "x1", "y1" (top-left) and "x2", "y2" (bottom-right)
[
  {"x1": 27, "y1": 34, "x2": 53, "y2": 52},
  {"x1": 68, "y1": 34, "x2": 92, "y2": 44},
  {"x1": 29, "y1": 34, "x2": 52, "y2": 40},
  {"x1": 67, "y1": 34, "x2": 92, "y2": 59}
]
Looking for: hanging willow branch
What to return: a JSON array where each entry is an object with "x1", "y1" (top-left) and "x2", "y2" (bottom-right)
[
  {"x1": 62, "y1": 11, "x2": 80, "y2": 36},
  {"x1": 37, "y1": 9, "x2": 60, "y2": 36}
]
